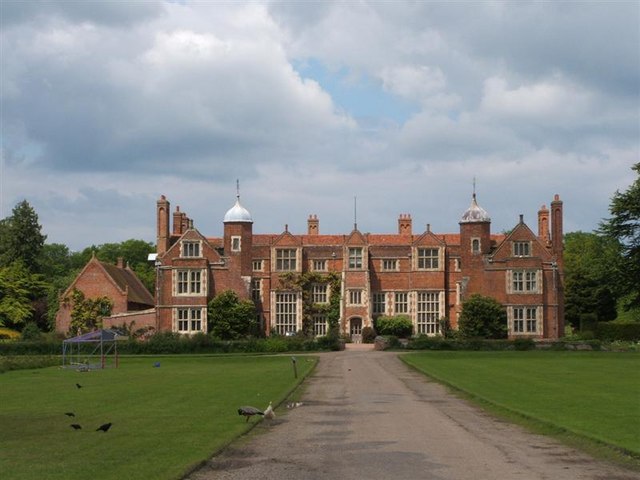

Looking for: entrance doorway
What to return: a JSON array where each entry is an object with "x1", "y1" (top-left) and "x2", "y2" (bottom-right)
[{"x1": 350, "y1": 317, "x2": 363, "y2": 343}]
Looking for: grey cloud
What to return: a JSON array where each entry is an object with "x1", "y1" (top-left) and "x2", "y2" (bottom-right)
[{"x1": 0, "y1": 0, "x2": 165, "y2": 28}]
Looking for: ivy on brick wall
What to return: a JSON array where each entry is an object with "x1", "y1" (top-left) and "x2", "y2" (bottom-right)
[{"x1": 278, "y1": 272, "x2": 341, "y2": 337}]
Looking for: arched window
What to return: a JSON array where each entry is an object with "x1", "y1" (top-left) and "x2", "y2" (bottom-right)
[{"x1": 472, "y1": 238, "x2": 480, "y2": 254}]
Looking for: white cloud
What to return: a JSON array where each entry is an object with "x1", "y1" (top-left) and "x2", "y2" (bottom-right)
[
  {"x1": 0, "y1": 1, "x2": 637, "y2": 250},
  {"x1": 379, "y1": 65, "x2": 446, "y2": 103},
  {"x1": 480, "y1": 76, "x2": 593, "y2": 122}
]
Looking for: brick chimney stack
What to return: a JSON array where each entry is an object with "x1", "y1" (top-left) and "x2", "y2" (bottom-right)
[
  {"x1": 538, "y1": 204, "x2": 551, "y2": 246},
  {"x1": 551, "y1": 194, "x2": 563, "y2": 260},
  {"x1": 398, "y1": 214, "x2": 412, "y2": 235},
  {"x1": 156, "y1": 195, "x2": 170, "y2": 255},
  {"x1": 308, "y1": 214, "x2": 319, "y2": 235}
]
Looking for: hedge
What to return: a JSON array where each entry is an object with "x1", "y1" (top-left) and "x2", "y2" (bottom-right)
[
  {"x1": 595, "y1": 322, "x2": 640, "y2": 341},
  {"x1": 406, "y1": 336, "x2": 536, "y2": 351},
  {"x1": 0, "y1": 333, "x2": 342, "y2": 356}
]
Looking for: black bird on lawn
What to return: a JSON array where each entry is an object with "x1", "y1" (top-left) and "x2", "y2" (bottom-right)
[
  {"x1": 70, "y1": 424, "x2": 82, "y2": 430},
  {"x1": 64, "y1": 412, "x2": 75, "y2": 417},
  {"x1": 238, "y1": 406, "x2": 263, "y2": 422},
  {"x1": 96, "y1": 422, "x2": 112, "y2": 432},
  {"x1": 75, "y1": 383, "x2": 82, "y2": 389}
]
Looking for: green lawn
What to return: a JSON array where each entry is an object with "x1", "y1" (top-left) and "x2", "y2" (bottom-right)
[
  {"x1": 401, "y1": 351, "x2": 640, "y2": 457},
  {"x1": 0, "y1": 355, "x2": 316, "y2": 480}
]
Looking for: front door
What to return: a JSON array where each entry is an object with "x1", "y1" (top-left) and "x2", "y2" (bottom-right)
[{"x1": 350, "y1": 317, "x2": 362, "y2": 343}]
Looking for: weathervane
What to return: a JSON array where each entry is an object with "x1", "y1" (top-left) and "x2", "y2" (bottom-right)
[{"x1": 354, "y1": 195, "x2": 358, "y2": 230}]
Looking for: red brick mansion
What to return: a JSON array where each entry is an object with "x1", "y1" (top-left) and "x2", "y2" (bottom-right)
[{"x1": 148, "y1": 192, "x2": 564, "y2": 340}]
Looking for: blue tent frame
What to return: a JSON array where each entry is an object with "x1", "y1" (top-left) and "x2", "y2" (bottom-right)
[{"x1": 62, "y1": 329, "x2": 127, "y2": 369}]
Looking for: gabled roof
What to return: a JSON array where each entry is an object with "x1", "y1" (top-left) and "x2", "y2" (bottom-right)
[
  {"x1": 100, "y1": 262, "x2": 155, "y2": 305},
  {"x1": 345, "y1": 228, "x2": 367, "y2": 245},
  {"x1": 412, "y1": 229, "x2": 446, "y2": 247},
  {"x1": 163, "y1": 228, "x2": 222, "y2": 262},
  {"x1": 272, "y1": 229, "x2": 303, "y2": 247},
  {"x1": 491, "y1": 220, "x2": 553, "y2": 261},
  {"x1": 62, "y1": 256, "x2": 154, "y2": 307}
]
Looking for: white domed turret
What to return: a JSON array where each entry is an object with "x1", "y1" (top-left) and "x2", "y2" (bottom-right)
[
  {"x1": 224, "y1": 196, "x2": 253, "y2": 223},
  {"x1": 460, "y1": 194, "x2": 490, "y2": 223}
]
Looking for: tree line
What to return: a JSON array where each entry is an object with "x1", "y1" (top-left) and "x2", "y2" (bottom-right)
[{"x1": 0, "y1": 163, "x2": 638, "y2": 336}]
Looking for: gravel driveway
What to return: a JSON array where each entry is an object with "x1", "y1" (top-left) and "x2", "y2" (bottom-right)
[{"x1": 187, "y1": 348, "x2": 638, "y2": 480}]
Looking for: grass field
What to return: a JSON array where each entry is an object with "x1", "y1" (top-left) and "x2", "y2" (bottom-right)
[
  {"x1": 401, "y1": 351, "x2": 640, "y2": 459},
  {"x1": 0, "y1": 355, "x2": 316, "y2": 480}
]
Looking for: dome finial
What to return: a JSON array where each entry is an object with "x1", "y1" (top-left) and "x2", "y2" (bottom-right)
[
  {"x1": 224, "y1": 180, "x2": 253, "y2": 223},
  {"x1": 460, "y1": 181, "x2": 490, "y2": 223}
]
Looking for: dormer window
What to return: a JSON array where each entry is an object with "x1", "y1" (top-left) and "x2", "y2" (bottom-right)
[
  {"x1": 417, "y1": 248, "x2": 439, "y2": 270},
  {"x1": 513, "y1": 241, "x2": 531, "y2": 257},
  {"x1": 276, "y1": 249, "x2": 297, "y2": 271},
  {"x1": 182, "y1": 241, "x2": 201, "y2": 258},
  {"x1": 348, "y1": 247, "x2": 363, "y2": 269}
]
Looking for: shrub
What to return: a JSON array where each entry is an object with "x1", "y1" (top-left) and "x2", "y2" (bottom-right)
[
  {"x1": 579, "y1": 313, "x2": 598, "y2": 333},
  {"x1": 20, "y1": 323, "x2": 42, "y2": 341},
  {"x1": 375, "y1": 316, "x2": 413, "y2": 338},
  {"x1": 0, "y1": 327, "x2": 21, "y2": 340},
  {"x1": 361, "y1": 326, "x2": 377, "y2": 344},
  {"x1": 458, "y1": 294, "x2": 507, "y2": 339},
  {"x1": 513, "y1": 338, "x2": 535, "y2": 351},
  {"x1": 595, "y1": 322, "x2": 640, "y2": 341}
]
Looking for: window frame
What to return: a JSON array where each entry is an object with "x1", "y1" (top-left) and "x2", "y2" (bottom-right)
[
  {"x1": 312, "y1": 259, "x2": 327, "y2": 272},
  {"x1": 176, "y1": 308, "x2": 204, "y2": 334},
  {"x1": 274, "y1": 292, "x2": 298, "y2": 335},
  {"x1": 312, "y1": 284, "x2": 329, "y2": 304},
  {"x1": 175, "y1": 269, "x2": 203, "y2": 295},
  {"x1": 416, "y1": 291, "x2": 440, "y2": 335},
  {"x1": 231, "y1": 236, "x2": 241, "y2": 252},
  {"x1": 513, "y1": 241, "x2": 531, "y2": 257},
  {"x1": 394, "y1": 292, "x2": 408, "y2": 314},
  {"x1": 381, "y1": 259, "x2": 398, "y2": 271},
  {"x1": 181, "y1": 241, "x2": 201, "y2": 258},
  {"x1": 348, "y1": 247, "x2": 363, "y2": 270},
  {"x1": 417, "y1": 248, "x2": 439, "y2": 270},
  {"x1": 275, "y1": 248, "x2": 297, "y2": 271},
  {"x1": 348, "y1": 289, "x2": 363, "y2": 306},
  {"x1": 372, "y1": 292, "x2": 386, "y2": 315}
]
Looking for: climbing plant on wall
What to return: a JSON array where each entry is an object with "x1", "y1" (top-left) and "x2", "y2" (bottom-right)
[{"x1": 278, "y1": 272, "x2": 341, "y2": 337}]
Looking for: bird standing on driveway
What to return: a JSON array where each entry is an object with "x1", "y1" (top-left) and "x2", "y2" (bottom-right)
[
  {"x1": 264, "y1": 402, "x2": 275, "y2": 420},
  {"x1": 238, "y1": 406, "x2": 263, "y2": 422}
]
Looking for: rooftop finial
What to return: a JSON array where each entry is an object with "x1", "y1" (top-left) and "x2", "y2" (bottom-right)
[
  {"x1": 236, "y1": 179, "x2": 240, "y2": 200},
  {"x1": 473, "y1": 176, "x2": 477, "y2": 200},
  {"x1": 354, "y1": 195, "x2": 358, "y2": 230}
]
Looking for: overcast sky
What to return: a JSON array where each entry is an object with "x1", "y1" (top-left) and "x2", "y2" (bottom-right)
[{"x1": 1, "y1": 1, "x2": 638, "y2": 251}]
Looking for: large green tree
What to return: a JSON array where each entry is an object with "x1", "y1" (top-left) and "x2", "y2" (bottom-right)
[
  {"x1": 599, "y1": 162, "x2": 640, "y2": 310},
  {"x1": 564, "y1": 231, "x2": 621, "y2": 326},
  {"x1": 0, "y1": 261, "x2": 47, "y2": 329},
  {"x1": 458, "y1": 294, "x2": 508, "y2": 339},
  {"x1": 208, "y1": 290, "x2": 257, "y2": 340},
  {"x1": 0, "y1": 200, "x2": 47, "y2": 272}
]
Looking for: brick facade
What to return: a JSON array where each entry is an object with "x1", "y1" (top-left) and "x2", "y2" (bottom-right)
[
  {"x1": 56, "y1": 256, "x2": 155, "y2": 335},
  {"x1": 154, "y1": 193, "x2": 565, "y2": 340}
]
